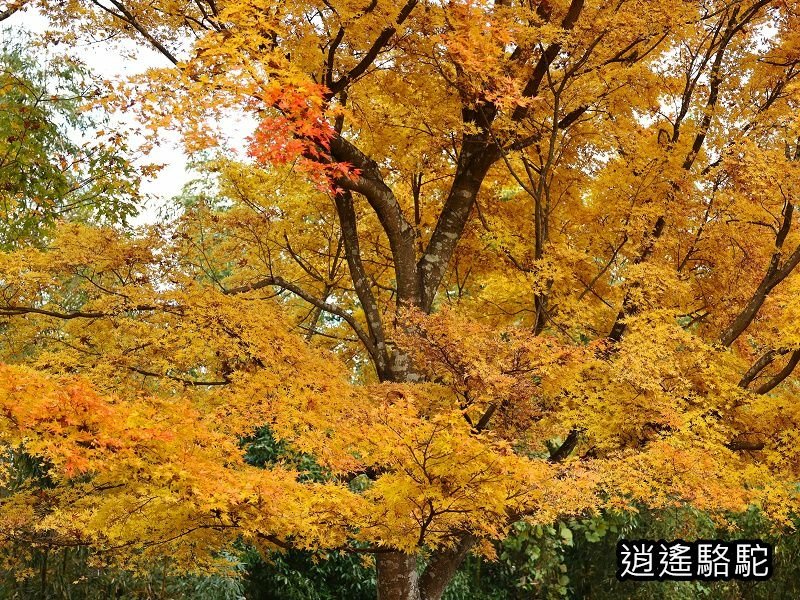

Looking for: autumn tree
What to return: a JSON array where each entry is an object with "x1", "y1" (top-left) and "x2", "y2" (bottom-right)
[
  {"x1": 0, "y1": 44, "x2": 140, "y2": 248},
  {"x1": 4, "y1": 0, "x2": 800, "y2": 599}
]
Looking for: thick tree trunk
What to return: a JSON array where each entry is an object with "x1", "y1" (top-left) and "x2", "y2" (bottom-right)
[
  {"x1": 419, "y1": 536, "x2": 476, "y2": 600},
  {"x1": 377, "y1": 552, "x2": 421, "y2": 600},
  {"x1": 375, "y1": 533, "x2": 476, "y2": 600}
]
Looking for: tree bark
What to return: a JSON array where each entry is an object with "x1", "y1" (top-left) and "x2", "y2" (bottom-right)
[
  {"x1": 419, "y1": 535, "x2": 477, "y2": 600},
  {"x1": 377, "y1": 552, "x2": 421, "y2": 600},
  {"x1": 375, "y1": 535, "x2": 477, "y2": 600}
]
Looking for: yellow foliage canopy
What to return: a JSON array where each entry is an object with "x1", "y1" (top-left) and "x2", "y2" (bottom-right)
[{"x1": 5, "y1": 0, "x2": 800, "y2": 596}]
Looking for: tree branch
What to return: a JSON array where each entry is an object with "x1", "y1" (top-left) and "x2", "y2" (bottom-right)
[
  {"x1": 726, "y1": 435, "x2": 766, "y2": 451},
  {"x1": 738, "y1": 348, "x2": 784, "y2": 388},
  {"x1": 754, "y1": 349, "x2": 800, "y2": 394},
  {"x1": 334, "y1": 190, "x2": 391, "y2": 377},
  {"x1": 223, "y1": 275, "x2": 381, "y2": 364},
  {"x1": 720, "y1": 201, "x2": 800, "y2": 346},
  {"x1": 330, "y1": 135, "x2": 420, "y2": 305},
  {"x1": 129, "y1": 366, "x2": 230, "y2": 386},
  {"x1": 418, "y1": 129, "x2": 498, "y2": 311},
  {"x1": 327, "y1": 0, "x2": 419, "y2": 95},
  {"x1": 0, "y1": 304, "x2": 159, "y2": 320},
  {"x1": 548, "y1": 429, "x2": 581, "y2": 462},
  {"x1": 510, "y1": 0, "x2": 585, "y2": 122},
  {"x1": 89, "y1": 0, "x2": 178, "y2": 64},
  {"x1": 0, "y1": 305, "x2": 105, "y2": 319},
  {"x1": 608, "y1": 2, "x2": 773, "y2": 342},
  {"x1": 0, "y1": 0, "x2": 26, "y2": 21}
]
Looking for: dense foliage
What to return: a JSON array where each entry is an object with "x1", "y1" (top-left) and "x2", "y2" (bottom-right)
[
  {"x1": 3, "y1": 0, "x2": 800, "y2": 598},
  {"x1": 0, "y1": 45, "x2": 139, "y2": 247}
]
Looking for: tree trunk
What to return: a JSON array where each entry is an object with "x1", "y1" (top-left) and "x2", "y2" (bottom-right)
[
  {"x1": 419, "y1": 535, "x2": 476, "y2": 600},
  {"x1": 377, "y1": 552, "x2": 421, "y2": 600},
  {"x1": 375, "y1": 533, "x2": 476, "y2": 600}
]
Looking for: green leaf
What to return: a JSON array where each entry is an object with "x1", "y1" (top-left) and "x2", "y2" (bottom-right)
[{"x1": 559, "y1": 523, "x2": 573, "y2": 546}]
